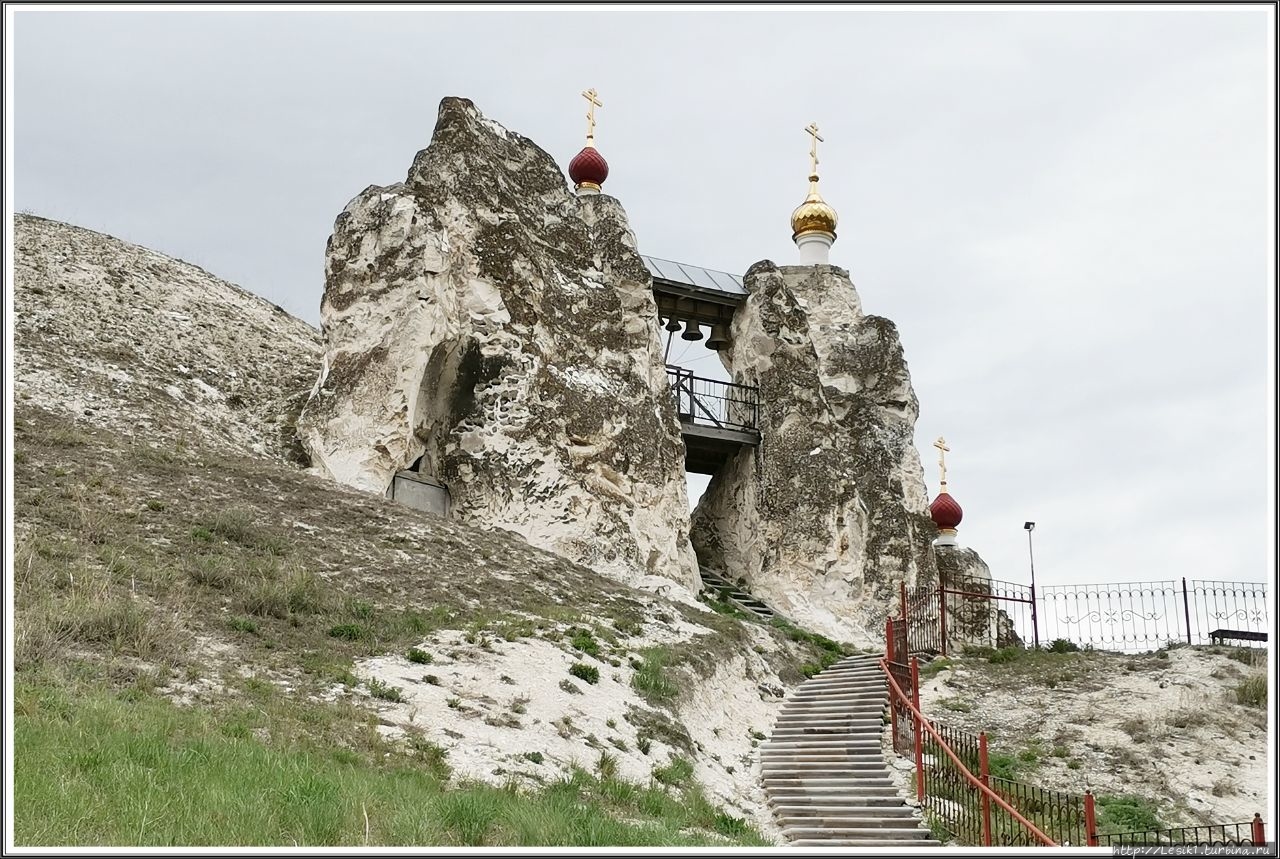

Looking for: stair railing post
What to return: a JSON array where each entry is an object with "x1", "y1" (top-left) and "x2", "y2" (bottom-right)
[
  {"x1": 939, "y1": 569, "x2": 949, "y2": 657},
  {"x1": 911, "y1": 657, "x2": 924, "y2": 803},
  {"x1": 1030, "y1": 581, "x2": 1039, "y2": 650},
  {"x1": 979, "y1": 731, "x2": 993, "y2": 847},
  {"x1": 1182, "y1": 577, "x2": 1193, "y2": 645},
  {"x1": 1084, "y1": 791, "x2": 1098, "y2": 847},
  {"x1": 1252, "y1": 812, "x2": 1265, "y2": 846},
  {"x1": 886, "y1": 619, "x2": 899, "y2": 754}
]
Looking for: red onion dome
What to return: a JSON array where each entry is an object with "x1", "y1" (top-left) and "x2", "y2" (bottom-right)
[
  {"x1": 568, "y1": 146, "x2": 609, "y2": 188},
  {"x1": 929, "y1": 490, "x2": 963, "y2": 531}
]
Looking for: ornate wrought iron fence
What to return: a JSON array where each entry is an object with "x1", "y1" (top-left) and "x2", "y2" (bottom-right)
[
  {"x1": 989, "y1": 777, "x2": 1087, "y2": 846},
  {"x1": 1189, "y1": 579, "x2": 1269, "y2": 645},
  {"x1": 665, "y1": 366, "x2": 758, "y2": 432},
  {"x1": 1093, "y1": 817, "x2": 1266, "y2": 847},
  {"x1": 897, "y1": 575, "x2": 1267, "y2": 656}
]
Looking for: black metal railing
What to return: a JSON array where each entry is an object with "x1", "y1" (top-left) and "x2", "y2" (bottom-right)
[
  {"x1": 1093, "y1": 819, "x2": 1265, "y2": 847},
  {"x1": 666, "y1": 366, "x2": 759, "y2": 433}
]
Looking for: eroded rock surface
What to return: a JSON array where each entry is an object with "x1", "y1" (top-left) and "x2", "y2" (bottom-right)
[
  {"x1": 690, "y1": 262, "x2": 937, "y2": 646},
  {"x1": 298, "y1": 97, "x2": 698, "y2": 590},
  {"x1": 13, "y1": 214, "x2": 321, "y2": 464}
]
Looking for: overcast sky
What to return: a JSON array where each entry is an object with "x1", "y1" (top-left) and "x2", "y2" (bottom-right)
[{"x1": 10, "y1": 6, "x2": 1275, "y2": 593}]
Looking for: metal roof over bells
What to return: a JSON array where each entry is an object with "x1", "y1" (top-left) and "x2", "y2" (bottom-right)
[{"x1": 641, "y1": 255, "x2": 745, "y2": 329}]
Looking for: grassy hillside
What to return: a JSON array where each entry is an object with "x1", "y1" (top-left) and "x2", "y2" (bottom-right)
[{"x1": 11, "y1": 402, "x2": 840, "y2": 846}]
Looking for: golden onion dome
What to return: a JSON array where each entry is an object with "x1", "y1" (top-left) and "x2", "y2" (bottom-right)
[{"x1": 790, "y1": 174, "x2": 838, "y2": 240}]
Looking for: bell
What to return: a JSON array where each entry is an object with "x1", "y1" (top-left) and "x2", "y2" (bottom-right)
[
  {"x1": 706, "y1": 322, "x2": 730, "y2": 351},
  {"x1": 681, "y1": 319, "x2": 704, "y2": 342},
  {"x1": 664, "y1": 316, "x2": 682, "y2": 332}
]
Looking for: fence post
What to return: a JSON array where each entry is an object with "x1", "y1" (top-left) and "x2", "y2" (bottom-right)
[
  {"x1": 911, "y1": 657, "x2": 924, "y2": 803},
  {"x1": 1084, "y1": 791, "x2": 1098, "y2": 847},
  {"x1": 1030, "y1": 582, "x2": 1040, "y2": 650},
  {"x1": 939, "y1": 569, "x2": 949, "y2": 657},
  {"x1": 1252, "y1": 812, "x2": 1265, "y2": 846},
  {"x1": 886, "y1": 619, "x2": 899, "y2": 754},
  {"x1": 1182, "y1": 577, "x2": 1193, "y2": 645},
  {"x1": 979, "y1": 731, "x2": 993, "y2": 847},
  {"x1": 900, "y1": 580, "x2": 907, "y2": 621}
]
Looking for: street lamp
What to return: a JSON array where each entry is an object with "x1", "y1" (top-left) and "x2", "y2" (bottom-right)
[{"x1": 1024, "y1": 522, "x2": 1039, "y2": 648}]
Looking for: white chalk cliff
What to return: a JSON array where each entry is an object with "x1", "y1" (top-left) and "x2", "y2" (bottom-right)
[
  {"x1": 690, "y1": 262, "x2": 939, "y2": 647},
  {"x1": 298, "y1": 97, "x2": 699, "y2": 591}
]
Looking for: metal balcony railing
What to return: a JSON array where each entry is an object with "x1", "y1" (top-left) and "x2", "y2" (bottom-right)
[{"x1": 666, "y1": 366, "x2": 759, "y2": 433}]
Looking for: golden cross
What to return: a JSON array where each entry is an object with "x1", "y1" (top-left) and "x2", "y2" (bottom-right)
[
  {"x1": 805, "y1": 121, "x2": 824, "y2": 177},
  {"x1": 933, "y1": 436, "x2": 950, "y2": 486},
  {"x1": 582, "y1": 88, "x2": 603, "y2": 143}
]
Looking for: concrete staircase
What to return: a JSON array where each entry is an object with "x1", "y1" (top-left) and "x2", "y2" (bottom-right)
[
  {"x1": 760, "y1": 653, "x2": 941, "y2": 847},
  {"x1": 699, "y1": 568, "x2": 777, "y2": 621}
]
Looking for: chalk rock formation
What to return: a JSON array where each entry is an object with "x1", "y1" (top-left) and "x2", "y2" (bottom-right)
[
  {"x1": 936, "y1": 547, "x2": 1021, "y2": 648},
  {"x1": 297, "y1": 97, "x2": 699, "y2": 590},
  {"x1": 690, "y1": 262, "x2": 937, "y2": 646}
]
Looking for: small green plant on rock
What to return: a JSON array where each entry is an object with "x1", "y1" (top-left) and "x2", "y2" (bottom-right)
[
  {"x1": 568, "y1": 663, "x2": 599, "y2": 685},
  {"x1": 406, "y1": 647, "x2": 432, "y2": 664}
]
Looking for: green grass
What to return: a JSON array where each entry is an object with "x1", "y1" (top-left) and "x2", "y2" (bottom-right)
[
  {"x1": 13, "y1": 679, "x2": 768, "y2": 847},
  {"x1": 1095, "y1": 794, "x2": 1162, "y2": 834},
  {"x1": 630, "y1": 648, "x2": 678, "y2": 705},
  {"x1": 567, "y1": 628, "x2": 601, "y2": 658},
  {"x1": 1235, "y1": 673, "x2": 1266, "y2": 708},
  {"x1": 569, "y1": 663, "x2": 599, "y2": 685}
]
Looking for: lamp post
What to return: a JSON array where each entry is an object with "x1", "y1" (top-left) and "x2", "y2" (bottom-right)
[{"x1": 1024, "y1": 522, "x2": 1039, "y2": 649}]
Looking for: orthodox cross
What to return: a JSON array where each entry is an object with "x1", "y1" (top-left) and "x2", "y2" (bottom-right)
[
  {"x1": 805, "y1": 122, "x2": 824, "y2": 177},
  {"x1": 582, "y1": 88, "x2": 603, "y2": 143},
  {"x1": 933, "y1": 436, "x2": 950, "y2": 486}
]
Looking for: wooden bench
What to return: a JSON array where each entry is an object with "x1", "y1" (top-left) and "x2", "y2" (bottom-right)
[{"x1": 1209, "y1": 629, "x2": 1268, "y2": 646}]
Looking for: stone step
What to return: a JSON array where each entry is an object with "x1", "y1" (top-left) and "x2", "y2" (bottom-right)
[
  {"x1": 762, "y1": 739, "x2": 882, "y2": 749},
  {"x1": 776, "y1": 810, "x2": 921, "y2": 823},
  {"x1": 764, "y1": 778, "x2": 897, "y2": 789},
  {"x1": 783, "y1": 826, "x2": 935, "y2": 838},
  {"x1": 769, "y1": 730, "x2": 881, "y2": 739},
  {"x1": 789, "y1": 838, "x2": 944, "y2": 847},
  {"x1": 772, "y1": 801, "x2": 916, "y2": 814},
  {"x1": 768, "y1": 787, "x2": 907, "y2": 800},
  {"x1": 771, "y1": 721, "x2": 884, "y2": 731},
  {"x1": 787, "y1": 688, "x2": 886, "y2": 698},
  {"x1": 779, "y1": 699, "x2": 886, "y2": 710},
  {"x1": 773, "y1": 819, "x2": 926, "y2": 834},
  {"x1": 761, "y1": 762, "x2": 889, "y2": 773}
]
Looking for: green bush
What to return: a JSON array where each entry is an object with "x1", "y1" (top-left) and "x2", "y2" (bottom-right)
[
  {"x1": 568, "y1": 663, "x2": 599, "y2": 685},
  {"x1": 1046, "y1": 638, "x2": 1078, "y2": 654},
  {"x1": 653, "y1": 756, "x2": 694, "y2": 787},
  {"x1": 631, "y1": 649, "x2": 678, "y2": 704},
  {"x1": 366, "y1": 679, "x2": 403, "y2": 703},
  {"x1": 327, "y1": 623, "x2": 368, "y2": 641},
  {"x1": 988, "y1": 647, "x2": 1022, "y2": 664},
  {"x1": 1096, "y1": 794, "x2": 1161, "y2": 834},
  {"x1": 406, "y1": 648, "x2": 432, "y2": 665},
  {"x1": 567, "y1": 628, "x2": 600, "y2": 658}
]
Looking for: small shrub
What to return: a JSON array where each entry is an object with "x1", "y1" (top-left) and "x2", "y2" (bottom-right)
[
  {"x1": 636, "y1": 736, "x2": 652, "y2": 755},
  {"x1": 1067, "y1": 759, "x2": 1083, "y2": 770},
  {"x1": 1211, "y1": 776, "x2": 1238, "y2": 797},
  {"x1": 714, "y1": 813, "x2": 750, "y2": 837},
  {"x1": 407, "y1": 648, "x2": 432, "y2": 665},
  {"x1": 367, "y1": 678, "x2": 404, "y2": 702},
  {"x1": 652, "y1": 755, "x2": 694, "y2": 787},
  {"x1": 608, "y1": 736, "x2": 628, "y2": 752},
  {"x1": 940, "y1": 697, "x2": 972, "y2": 713},
  {"x1": 228, "y1": 616, "x2": 258, "y2": 635},
  {"x1": 523, "y1": 751, "x2": 544, "y2": 765},
  {"x1": 145, "y1": 499, "x2": 165, "y2": 512},
  {"x1": 1119, "y1": 717, "x2": 1154, "y2": 743},
  {"x1": 328, "y1": 623, "x2": 368, "y2": 641},
  {"x1": 605, "y1": 718, "x2": 617, "y2": 729},
  {"x1": 568, "y1": 663, "x2": 599, "y2": 685},
  {"x1": 1235, "y1": 674, "x2": 1266, "y2": 708},
  {"x1": 631, "y1": 648, "x2": 677, "y2": 704},
  {"x1": 919, "y1": 657, "x2": 953, "y2": 679},
  {"x1": 446, "y1": 697, "x2": 461, "y2": 709},
  {"x1": 988, "y1": 647, "x2": 1022, "y2": 664},
  {"x1": 559, "y1": 679, "x2": 581, "y2": 695},
  {"x1": 1096, "y1": 794, "x2": 1161, "y2": 833},
  {"x1": 423, "y1": 674, "x2": 441, "y2": 686},
  {"x1": 1047, "y1": 638, "x2": 1078, "y2": 654},
  {"x1": 567, "y1": 628, "x2": 601, "y2": 658}
]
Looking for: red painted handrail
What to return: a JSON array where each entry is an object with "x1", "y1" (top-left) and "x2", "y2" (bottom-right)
[{"x1": 878, "y1": 655, "x2": 1058, "y2": 846}]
